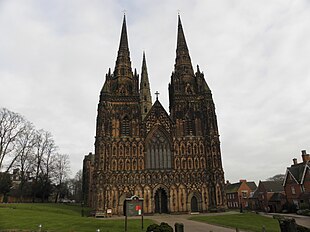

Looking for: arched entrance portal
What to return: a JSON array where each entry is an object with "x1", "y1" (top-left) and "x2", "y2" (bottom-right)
[
  {"x1": 155, "y1": 188, "x2": 168, "y2": 213},
  {"x1": 191, "y1": 196, "x2": 198, "y2": 212}
]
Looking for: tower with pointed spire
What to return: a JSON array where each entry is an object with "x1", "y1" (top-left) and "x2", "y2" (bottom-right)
[
  {"x1": 83, "y1": 15, "x2": 226, "y2": 215},
  {"x1": 140, "y1": 52, "x2": 152, "y2": 119}
]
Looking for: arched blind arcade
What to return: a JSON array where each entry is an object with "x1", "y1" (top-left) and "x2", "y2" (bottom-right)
[{"x1": 145, "y1": 129, "x2": 172, "y2": 169}]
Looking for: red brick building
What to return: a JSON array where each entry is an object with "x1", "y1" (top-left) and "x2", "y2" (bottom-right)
[
  {"x1": 283, "y1": 150, "x2": 310, "y2": 209},
  {"x1": 225, "y1": 180, "x2": 257, "y2": 209},
  {"x1": 250, "y1": 181, "x2": 286, "y2": 213}
]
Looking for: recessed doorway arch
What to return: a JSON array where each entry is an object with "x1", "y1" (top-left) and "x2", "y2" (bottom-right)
[
  {"x1": 154, "y1": 187, "x2": 168, "y2": 213},
  {"x1": 191, "y1": 195, "x2": 198, "y2": 212}
]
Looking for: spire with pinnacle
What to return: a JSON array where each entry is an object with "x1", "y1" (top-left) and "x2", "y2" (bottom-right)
[
  {"x1": 174, "y1": 15, "x2": 194, "y2": 75},
  {"x1": 140, "y1": 51, "x2": 152, "y2": 119},
  {"x1": 114, "y1": 14, "x2": 133, "y2": 80}
]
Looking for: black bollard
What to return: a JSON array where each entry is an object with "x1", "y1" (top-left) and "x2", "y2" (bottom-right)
[
  {"x1": 175, "y1": 223, "x2": 184, "y2": 232},
  {"x1": 277, "y1": 218, "x2": 297, "y2": 232}
]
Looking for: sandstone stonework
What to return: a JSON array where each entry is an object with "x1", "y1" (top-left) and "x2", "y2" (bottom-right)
[{"x1": 83, "y1": 15, "x2": 226, "y2": 215}]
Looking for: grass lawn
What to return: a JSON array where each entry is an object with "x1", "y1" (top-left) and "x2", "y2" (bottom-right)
[
  {"x1": 0, "y1": 203, "x2": 153, "y2": 232},
  {"x1": 190, "y1": 212, "x2": 280, "y2": 232}
]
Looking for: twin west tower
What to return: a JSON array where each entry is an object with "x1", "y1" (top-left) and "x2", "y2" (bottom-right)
[{"x1": 83, "y1": 15, "x2": 226, "y2": 215}]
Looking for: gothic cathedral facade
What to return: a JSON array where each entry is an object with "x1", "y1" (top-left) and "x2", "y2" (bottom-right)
[{"x1": 83, "y1": 15, "x2": 226, "y2": 215}]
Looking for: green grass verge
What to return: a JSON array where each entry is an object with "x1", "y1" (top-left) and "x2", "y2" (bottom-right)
[
  {"x1": 0, "y1": 203, "x2": 153, "y2": 232},
  {"x1": 190, "y1": 212, "x2": 280, "y2": 232}
]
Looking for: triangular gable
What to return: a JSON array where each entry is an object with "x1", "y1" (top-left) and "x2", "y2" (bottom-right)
[
  {"x1": 144, "y1": 100, "x2": 173, "y2": 135},
  {"x1": 283, "y1": 169, "x2": 299, "y2": 186},
  {"x1": 301, "y1": 164, "x2": 310, "y2": 185},
  {"x1": 246, "y1": 182, "x2": 257, "y2": 191}
]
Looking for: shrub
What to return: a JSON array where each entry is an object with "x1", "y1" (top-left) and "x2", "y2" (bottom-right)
[
  {"x1": 146, "y1": 224, "x2": 161, "y2": 232},
  {"x1": 146, "y1": 222, "x2": 173, "y2": 232},
  {"x1": 159, "y1": 222, "x2": 173, "y2": 232},
  {"x1": 296, "y1": 209, "x2": 310, "y2": 216},
  {"x1": 297, "y1": 224, "x2": 310, "y2": 232},
  {"x1": 299, "y1": 202, "x2": 309, "y2": 210},
  {"x1": 282, "y1": 202, "x2": 297, "y2": 213}
]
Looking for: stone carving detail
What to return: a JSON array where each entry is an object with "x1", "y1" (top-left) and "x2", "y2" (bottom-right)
[{"x1": 83, "y1": 15, "x2": 226, "y2": 215}]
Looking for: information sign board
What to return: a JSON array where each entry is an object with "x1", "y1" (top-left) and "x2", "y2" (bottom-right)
[{"x1": 125, "y1": 195, "x2": 143, "y2": 216}]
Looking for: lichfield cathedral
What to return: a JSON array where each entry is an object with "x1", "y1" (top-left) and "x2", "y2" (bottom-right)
[{"x1": 83, "y1": 15, "x2": 226, "y2": 215}]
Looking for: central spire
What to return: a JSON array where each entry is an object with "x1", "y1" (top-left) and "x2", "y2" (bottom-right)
[{"x1": 174, "y1": 15, "x2": 194, "y2": 75}]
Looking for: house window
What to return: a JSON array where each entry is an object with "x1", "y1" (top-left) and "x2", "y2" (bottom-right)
[
  {"x1": 291, "y1": 186, "x2": 296, "y2": 195},
  {"x1": 242, "y1": 190, "x2": 248, "y2": 198}
]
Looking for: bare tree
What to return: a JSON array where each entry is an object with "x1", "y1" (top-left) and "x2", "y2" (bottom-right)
[
  {"x1": 70, "y1": 170, "x2": 83, "y2": 202},
  {"x1": 6, "y1": 121, "x2": 35, "y2": 172},
  {"x1": 0, "y1": 108, "x2": 75, "y2": 203},
  {"x1": 32, "y1": 129, "x2": 57, "y2": 202},
  {"x1": 0, "y1": 108, "x2": 26, "y2": 170},
  {"x1": 267, "y1": 174, "x2": 285, "y2": 182},
  {"x1": 11, "y1": 122, "x2": 36, "y2": 200},
  {"x1": 53, "y1": 153, "x2": 71, "y2": 202}
]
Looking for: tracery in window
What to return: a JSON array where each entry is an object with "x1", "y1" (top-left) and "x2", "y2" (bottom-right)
[{"x1": 145, "y1": 129, "x2": 172, "y2": 169}]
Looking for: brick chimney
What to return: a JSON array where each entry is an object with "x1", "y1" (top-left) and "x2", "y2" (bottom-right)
[
  {"x1": 293, "y1": 158, "x2": 297, "y2": 165},
  {"x1": 301, "y1": 150, "x2": 310, "y2": 163}
]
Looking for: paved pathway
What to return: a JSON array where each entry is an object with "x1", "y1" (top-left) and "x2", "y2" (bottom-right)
[
  {"x1": 146, "y1": 213, "x2": 237, "y2": 232},
  {"x1": 103, "y1": 211, "x2": 310, "y2": 231}
]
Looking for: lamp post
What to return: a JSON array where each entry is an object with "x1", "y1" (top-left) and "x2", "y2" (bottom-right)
[
  {"x1": 81, "y1": 201, "x2": 84, "y2": 217},
  {"x1": 239, "y1": 195, "x2": 243, "y2": 213},
  {"x1": 38, "y1": 224, "x2": 42, "y2": 232}
]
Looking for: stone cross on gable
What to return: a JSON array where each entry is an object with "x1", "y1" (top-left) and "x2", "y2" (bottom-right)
[{"x1": 155, "y1": 91, "x2": 160, "y2": 100}]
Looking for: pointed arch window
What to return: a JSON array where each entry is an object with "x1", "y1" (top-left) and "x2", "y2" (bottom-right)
[
  {"x1": 121, "y1": 115, "x2": 131, "y2": 136},
  {"x1": 185, "y1": 117, "x2": 195, "y2": 136},
  {"x1": 145, "y1": 129, "x2": 172, "y2": 170}
]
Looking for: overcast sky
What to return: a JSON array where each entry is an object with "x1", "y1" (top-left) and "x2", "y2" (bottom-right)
[{"x1": 1, "y1": 0, "x2": 309, "y2": 183}]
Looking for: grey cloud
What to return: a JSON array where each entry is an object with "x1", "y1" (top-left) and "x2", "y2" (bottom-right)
[{"x1": 0, "y1": 0, "x2": 309, "y2": 182}]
